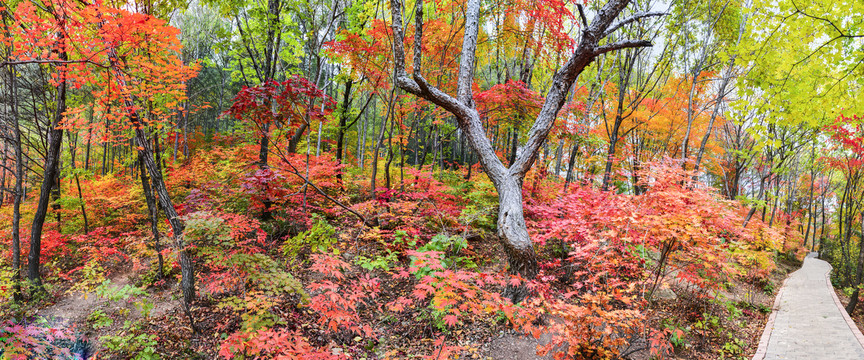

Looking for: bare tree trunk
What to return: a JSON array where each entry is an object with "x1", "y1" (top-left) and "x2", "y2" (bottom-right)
[
  {"x1": 84, "y1": 110, "x2": 92, "y2": 171},
  {"x1": 371, "y1": 91, "x2": 395, "y2": 198},
  {"x1": 138, "y1": 152, "x2": 164, "y2": 278},
  {"x1": 359, "y1": 109, "x2": 368, "y2": 169},
  {"x1": 51, "y1": 158, "x2": 62, "y2": 231},
  {"x1": 389, "y1": 0, "x2": 659, "y2": 302},
  {"x1": 803, "y1": 144, "x2": 816, "y2": 245},
  {"x1": 601, "y1": 128, "x2": 619, "y2": 191},
  {"x1": 693, "y1": 62, "x2": 735, "y2": 172},
  {"x1": 102, "y1": 118, "x2": 108, "y2": 176},
  {"x1": 67, "y1": 131, "x2": 89, "y2": 233},
  {"x1": 554, "y1": 140, "x2": 564, "y2": 175},
  {"x1": 108, "y1": 50, "x2": 196, "y2": 329},
  {"x1": 743, "y1": 174, "x2": 769, "y2": 227},
  {"x1": 7, "y1": 62, "x2": 23, "y2": 301},
  {"x1": 28, "y1": 44, "x2": 66, "y2": 288},
  {"x1": 385, "y1": 109, "x2": 395, "y2": 189},
  {"x1": 0, "y1": 142, "x2": 7, "y2": 207},
  {"x1": 259, "y1": 121, "x2": 272, "y2": 221},
  {"x1": 819, "y1": 181, "x2": 827, "y2": 251},
  {"x1": 847, "y1": 211, "x2": 864, "y2": 315},
  {"x1": 563, "y1": 143, "x2": 580, "y2": 193},
  {"x1": 768, "y1": 175, "x2": 780, "y2": 227},
  {"x1": 336, "y1": 80, "x2": 353, "y2": 185}
]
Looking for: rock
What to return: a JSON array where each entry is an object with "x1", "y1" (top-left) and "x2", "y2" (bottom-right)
[{"x1": 654, "y1": 283, "x2": 677, "y2": 301}]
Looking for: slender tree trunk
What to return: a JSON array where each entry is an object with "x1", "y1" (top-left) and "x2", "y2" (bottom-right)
[
  {"x1": 173, "y1": 125, "x2": 179, "y2": 163},
  {"x1": 107, "y1": 48, "x2": 196, "y2": 328},
  {"x1": 182, "y1": 99, "x2": 190, "y2": 158},
  {"x1": 847, "y1": 211, "x2": 864, "y2": 315},
  {"x1": 769, "y1": 175, "x2": 780, "y2": 226},
  {"x1": 554, "y1": 140, "x2": 564, "y2": 175},
  {"x1": 28, "y1": 39, "x2": 67, "y2": 288},
  {"x1": 138, "y1": 152, "x2": 164, "y2": 277},
  {"x1": 336, "y1": 80, "x2": 353, "y2": 185},
  {"x1": 133, "y1": 116, "x2": 195, "y2": 322},
  {"x1": 819, "y1": 185, "x2": 827, "y2": 251},
  {"x1": 7, "y1": 63, "x2": 23, "y2": 301},
  {"x1": 371, "y1": 90, "x2": 395, "y2": 198},
  {"x1": 84, "y1": 113, "x2": 92, "y2": 171},
  {"x1": 743, "y1": 174, "x2": 769, "y2": 227},
  {"x1": 359, "y1": 110, "x2": 367, "y2": 169},
  {"x1": 102, "y1": 116, "x2": 108, "y2": 176},
  {"x1": 259, "y1": 121, "x2": 272, "y2": 221},
  {"x1": 601, "y1": 129, "x2": 619, "y2": 191},
  {"x1": 67, "y1": 131, "x2": 89, "y2": 233},
  {"x1": 384, "y1": 110, "x2": 395, "y2": 189},
  {"x1": 51, "y1": 158, "x2": 61, "y2": 230},
  {"x1": 0, "y1": 142, "x2": 7, "y2": 207}
]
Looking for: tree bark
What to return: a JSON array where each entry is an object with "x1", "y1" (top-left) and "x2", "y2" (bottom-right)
[
  {"x1": 371, "y1": 91, "x2": 395, "y2": 198},
  {"x1": 138, "y1": 152, "x2": 164, "y2": 278},
  {"x1": 7, "y1": 62, "x2": 23, "y2": 300},
  {"x1": 336, "y1": 79, "x2": 353, "y2": 185},
  {"x1": 28, "y1": 62, "x2": 65, "y2": 288},
  {"x1": 563, "y1": 142, "x2": 580, "y2": 193},
  {"x1": 847, "y1": 210, "x2": 864, "y2": 315},
  {"x1": 743, "y1": 174, "x2": 769, "y2": 228},
  {"x1": 259, "y1": 121, "x2": 272, "y2": 221},
  {"x1": 107, "y1": 48, "x2": 196, "y2": 326},
  {"x1": 0, "y1": 142, "x2": 7, "y2": 207},
  {"x1": 389, "y1": 0, "x2": 658, "y2": 301},
  {"x1": 67, "y1": 132, "x2": 89, "y2": 233}
]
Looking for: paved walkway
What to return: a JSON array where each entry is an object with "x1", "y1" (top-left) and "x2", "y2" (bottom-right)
[{"x1": 753, "y1": 253, "x2": 864, "y2": 360}]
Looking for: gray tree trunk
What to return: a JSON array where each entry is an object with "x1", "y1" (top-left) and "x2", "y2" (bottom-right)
[
  {"x1": 28, "y1": 44, "x2": 66, "y2": 288},
  {"x1": 7, "y1": 63, "x2": 24, "y2": 300},
  {"x1": 389, "y1": 0, "x2": 661, "y2": 301}
]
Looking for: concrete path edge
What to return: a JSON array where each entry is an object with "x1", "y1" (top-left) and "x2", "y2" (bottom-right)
[
  {"x1": 824, "y1": 263, "x2": 864, "y2": 348},
  {"x1": 751, "y1": 258, "x2": 864, "y2": 360},
  {"x1": 751, "y1": 276, "x2": 789, "y2": 360}
]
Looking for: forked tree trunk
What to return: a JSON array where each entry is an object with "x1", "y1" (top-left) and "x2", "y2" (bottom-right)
[{"x1": 389, "y1": 0, "x2": 661, "y2": 302}]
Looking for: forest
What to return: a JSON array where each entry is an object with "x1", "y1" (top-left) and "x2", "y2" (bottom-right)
[{"x1": 0, "y1": 0, "x2": 862, "y2": 358}]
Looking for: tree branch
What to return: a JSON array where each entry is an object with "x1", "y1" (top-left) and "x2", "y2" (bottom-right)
[
  {"x1": 509, "y1": 0, "x2": 652, "y2": 177},
  {"x1": 0, "y1": 59, "x2": 108, "y2": 68},
  {"x1": 389, "y1": 0, "x2": 475, "y2": 122},
  {"x1": 602, "y1": 11, "x2": 668, "y2": 38},
  {"x1": 593, "y1": 39, "x2": 653, "y2": 56},
  {"x1": 413, "y1": 0, "x2": 423, "y2": 74},
  {"x1": 455, "y1": 0, "x2": 480, "y2": 105},
  {"x1": 577, "y1": 4, "x2": 589, "y2": 28},
  {"x1": 389, "y1": 0, "x2": 409, "y2": 79}
]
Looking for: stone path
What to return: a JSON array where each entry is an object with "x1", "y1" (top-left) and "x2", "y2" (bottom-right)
[{"x1": 753, "y1": 253, "x2": 864, "y2": 360}]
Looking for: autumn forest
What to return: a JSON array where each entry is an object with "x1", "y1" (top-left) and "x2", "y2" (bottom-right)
[{"x1": 0, "y1": 0, "x2": 862, "y2": 358}]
